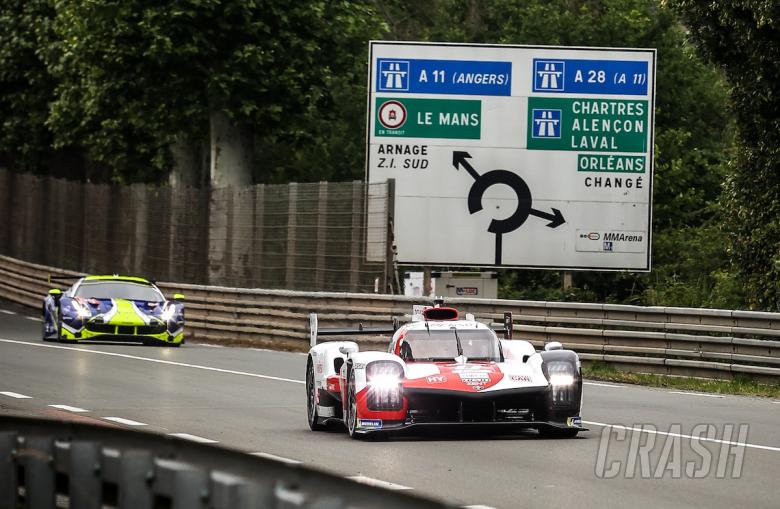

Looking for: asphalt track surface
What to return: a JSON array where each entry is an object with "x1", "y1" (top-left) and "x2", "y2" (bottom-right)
[{"x1": 1, "y1": 304, "x2": 779, "y2": 508}]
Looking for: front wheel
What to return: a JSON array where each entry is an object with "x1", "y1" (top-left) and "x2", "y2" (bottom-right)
[
  {"x1": 346, "y1": 368, "x2": 359, "y2": 438},
  {"x1": 42, "y1": 306, "x2": 61, "y2": 342},
  {"x1": 306, "y1": 358, "x2": 326, "y2": 431}
]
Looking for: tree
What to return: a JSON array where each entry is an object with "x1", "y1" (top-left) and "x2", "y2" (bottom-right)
[
  {"x1": 670, "y1": 1, "x2": 780, "y2": 310},
  {"x1": 45, "y1": 0, "x2": 383, "y2": 185},
  {"x1": 0, "y1": 1, "x2": 61, "y2": 174}
]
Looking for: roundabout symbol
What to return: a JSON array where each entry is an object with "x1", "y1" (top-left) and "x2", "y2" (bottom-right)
[{"x1": 452, "y1": 151, "x2": 565, "y2": 265}]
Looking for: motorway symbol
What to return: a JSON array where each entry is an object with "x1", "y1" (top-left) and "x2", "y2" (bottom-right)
[
  {"x1": 452, "y1": 151, "x2": 565, "y2": 265},
  {"x1": 531, "y1": 109, "x2": 562, "y2": 138},
  {"x1": 534, "y1": 60, "x2": 565, "y2": 91},
  {"x1": 378, "y1": 60, "x2": 410, "y2": 91}
]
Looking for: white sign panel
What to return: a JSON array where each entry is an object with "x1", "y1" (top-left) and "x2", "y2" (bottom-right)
[{"x1": 366, "y1": 41, "x2": 656, "y2": 271}]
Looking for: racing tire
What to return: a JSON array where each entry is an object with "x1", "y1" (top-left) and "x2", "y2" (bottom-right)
[
  {"x1": 346, "y1": 368, "x2": 359, "y2": 438},
  {"x1": 306, "y1": 358, "x2": 326, "y2": 431},
  {"x1": 43, "y1": 307, "x2": 62, "y2": 342},
  {"x1": 538, "y1": 427, "x2": 579, "y2": 439}
]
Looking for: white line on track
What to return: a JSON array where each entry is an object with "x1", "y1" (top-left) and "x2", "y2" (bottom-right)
[
  {"x1": 583, "y1": 381, "x2": 623, "y2": 388},
  {"x1": 103, "y1": 417, "x2": 147, "y2": 426},
  {"x1": 24, "y1": 316, "x2": 41, "y2": 322},
  {"x1": 668, "y1": 391, "x2": 724, "y2": 398},
  {"x1": 463, "y1": 505, "x2": 499, "y2": 509},
  {"x1": 347, "y1": 475, "x2": 412, "y2": 490},
  {"x1": 0, "y1": 310, "x2": 16, "y2": 315},
  {"x1": 251, "y1": 452, "x2": 301, "y2": 464},
  {"x1": 0, "y1": 338, "x2": 305, "y2": 385},
  {"x1": 199, "y1": 344, "x2": 224, "y2": 348},
  {"x1": 583, "y1": 420, "x2": 780, "y2": 453},
  {"x1": 49, "y1": 404, "x2": 88, "y2": 413},
  {"x1": 0, "y1": 391, "x2": 32, "y2": 399},
  {"x1": 168, "y1": 433, "x2": 218, "y2": 444}
]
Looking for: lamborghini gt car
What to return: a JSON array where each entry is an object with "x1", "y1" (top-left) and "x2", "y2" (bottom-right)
[
  {"x1": 306, "y1": 302, "x2": 585, "y2": 438},
  {"x1": 42, "y1": 275, "x2": 184, "y2": 346}
]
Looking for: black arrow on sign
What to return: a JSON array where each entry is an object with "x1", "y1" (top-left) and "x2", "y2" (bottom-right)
[
  {"x1": 529, "y1": 207, "x2": 566, "y2": 228},
  {"x1": 452, "y1": 151, "x2": 480, "y2": 180},
  {"x1": 452, "y1": 151, "x2": 566, "y2": 265}
]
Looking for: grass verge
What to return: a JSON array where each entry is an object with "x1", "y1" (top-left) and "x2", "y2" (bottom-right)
[{"x1": 583, "y1": 361, "x2": 780, "y2": 399}]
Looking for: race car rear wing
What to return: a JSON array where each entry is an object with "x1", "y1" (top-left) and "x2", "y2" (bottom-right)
[
  {"x1": 309, "y1": 313, "x2": 399, "y2": 347},
  {"x1": 47, "y1": 274, "x2": 84, "y2": 283},
  {"x1": 308, "y1": 311, "x2": 514, "y2": 347}
]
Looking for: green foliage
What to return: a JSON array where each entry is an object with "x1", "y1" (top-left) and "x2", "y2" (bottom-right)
[
  {"x1": 0, "y1": 0, "x2": 57, "y2": 173},
  {"x1": 670, "y1": 1, "x2": 780, "y2": 310},
  {"x1": 44, "y1": 0, "x2": 382, "y2": 183}
]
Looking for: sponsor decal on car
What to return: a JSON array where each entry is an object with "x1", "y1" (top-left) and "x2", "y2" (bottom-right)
[
  {"x1": 567, "y1": 416, "x2": 582, "y2": 427},
  {"x1": 427, "y1": 375, "x2": 447, "y2": 384},
  {"x1": 358, "y1": 419, "x2": 383, "y2": 429},
  {"x1": 354, "y1": 363, "x2": 365, "y2": 369},
  {"x1": 511, "y1": 375, "x2": 532, "y2": 382}
]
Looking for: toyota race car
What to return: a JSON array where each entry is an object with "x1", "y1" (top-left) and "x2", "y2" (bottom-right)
[
  {"x1": 305, "y1": 302, "x2": 585, "y2": 438},
  {"x1": 43, "y1": 275, "x2": 185, "y2": 346}
]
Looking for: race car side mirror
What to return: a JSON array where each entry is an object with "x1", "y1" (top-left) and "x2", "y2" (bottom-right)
[
  {"x1": 544, "y1": 341, "x2": 564, "y2": 351},
  {"x1": 173, "y1": 293, "x2": 185, "y2": 301}
]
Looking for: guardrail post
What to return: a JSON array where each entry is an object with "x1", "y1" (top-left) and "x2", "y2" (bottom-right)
[
  {"x1": 0, "y1": 432, "x2": 18, "y2": 509},
  {"x1": 118, "y1": 450, "x2": 153, "y2": 509},
  {"x1": 69, "y1": 441, "x2": 102, "y2": 509},
  {"x1": 210, "y1": 473, "x2": 275, "y2": 509},
  {"x1": 23, "y1": 435, "x2": 55, "y2": 509},
  {"x1": 154, "y1": 460, "x2": 209, "y2": 509}
]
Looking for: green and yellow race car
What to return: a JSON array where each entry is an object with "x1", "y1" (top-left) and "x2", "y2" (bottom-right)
[{"x1": 42, "y1": 275, "x2": 185, "y2": 346}]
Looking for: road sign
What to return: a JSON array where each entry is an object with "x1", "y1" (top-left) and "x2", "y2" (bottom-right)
[{"x1": 366, "y1": 41, "x2": 656, "y2": 271}]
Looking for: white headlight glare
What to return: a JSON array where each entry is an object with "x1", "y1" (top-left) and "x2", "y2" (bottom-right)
[
  {"x1": 73, "y1": 301, "x2": 92, "y2": 319},
  {"x1": 368, "y1": 374, "x2": 402, "y2": 390},
  {"x1": 161, "y1": 304, "x2": 175, "y2": 322},
  {"x1": 546, "y1": 361, "x2": 575, "y2": 386}
]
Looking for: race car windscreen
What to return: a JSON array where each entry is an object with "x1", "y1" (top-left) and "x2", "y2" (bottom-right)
[
  {"x1": 401, "y1": 329, "x2": 500, "y2": 362},
  {"x1": 74, "y1": 282, "x2": 163, "y2": 302}
]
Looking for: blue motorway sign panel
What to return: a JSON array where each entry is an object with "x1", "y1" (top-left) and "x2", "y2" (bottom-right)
[
  {"x1": 532, "y1": 58, "x2": 648, "y2": 95},
  {"x1": 377, "y1": 58, "x2": 512, "y2": 96}
]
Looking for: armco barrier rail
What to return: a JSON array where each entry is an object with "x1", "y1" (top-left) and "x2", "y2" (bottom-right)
[
  {"x1": 1, "y1": 254, "x2": 780, "y2": 381},
  {"x1": 0, "y1": 415, "x2": 451, "y2": 509}
]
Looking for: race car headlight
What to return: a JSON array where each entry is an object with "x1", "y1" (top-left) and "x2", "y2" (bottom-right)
[
  {"x1": 366, "y1": 362, "x2": 403, "y2": 411},
  {"x1": 546, "y1": 361, "x2": 575, "y2": 385},
  {"x1": 160, "y1": 304, "x2": 175, "y2": 322},
  {"x1": 74, "y1": 303, "x2": 92, "y2": 319},
  {"x1": 545, "y1": 361, "x2": 578, "y2": 406},
  {"x1": 368, "y1": 374, "x2": 402, "y2": 390}
]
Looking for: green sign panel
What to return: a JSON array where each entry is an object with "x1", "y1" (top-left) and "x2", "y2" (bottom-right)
[
  {"x1": 527, "y1": 97, "x2": 648, "y2": 153},
  {"x1": 577, "y1": 154, "x2": 646, "y2": 173},
  {"x1": 375, "y1": 98, "x2": 481, "y2": 139}
]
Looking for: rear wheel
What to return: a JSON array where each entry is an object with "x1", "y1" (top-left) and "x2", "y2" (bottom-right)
[{"x1": 306, "y1": 358, "x2": 326, "y2": 431}]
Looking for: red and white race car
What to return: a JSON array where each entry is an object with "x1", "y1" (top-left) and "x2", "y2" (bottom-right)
[{"x1": 305, "y1": 302, "x2": 585, "y2": 438}]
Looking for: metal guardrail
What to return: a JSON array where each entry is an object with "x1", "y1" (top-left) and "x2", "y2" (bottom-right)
[
  {"x1": 1, "y1": 254, "x2": 780, "y2": 381},
  {"x1": 0, "y1": 415, "x2": 451, "y2": 509}
]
